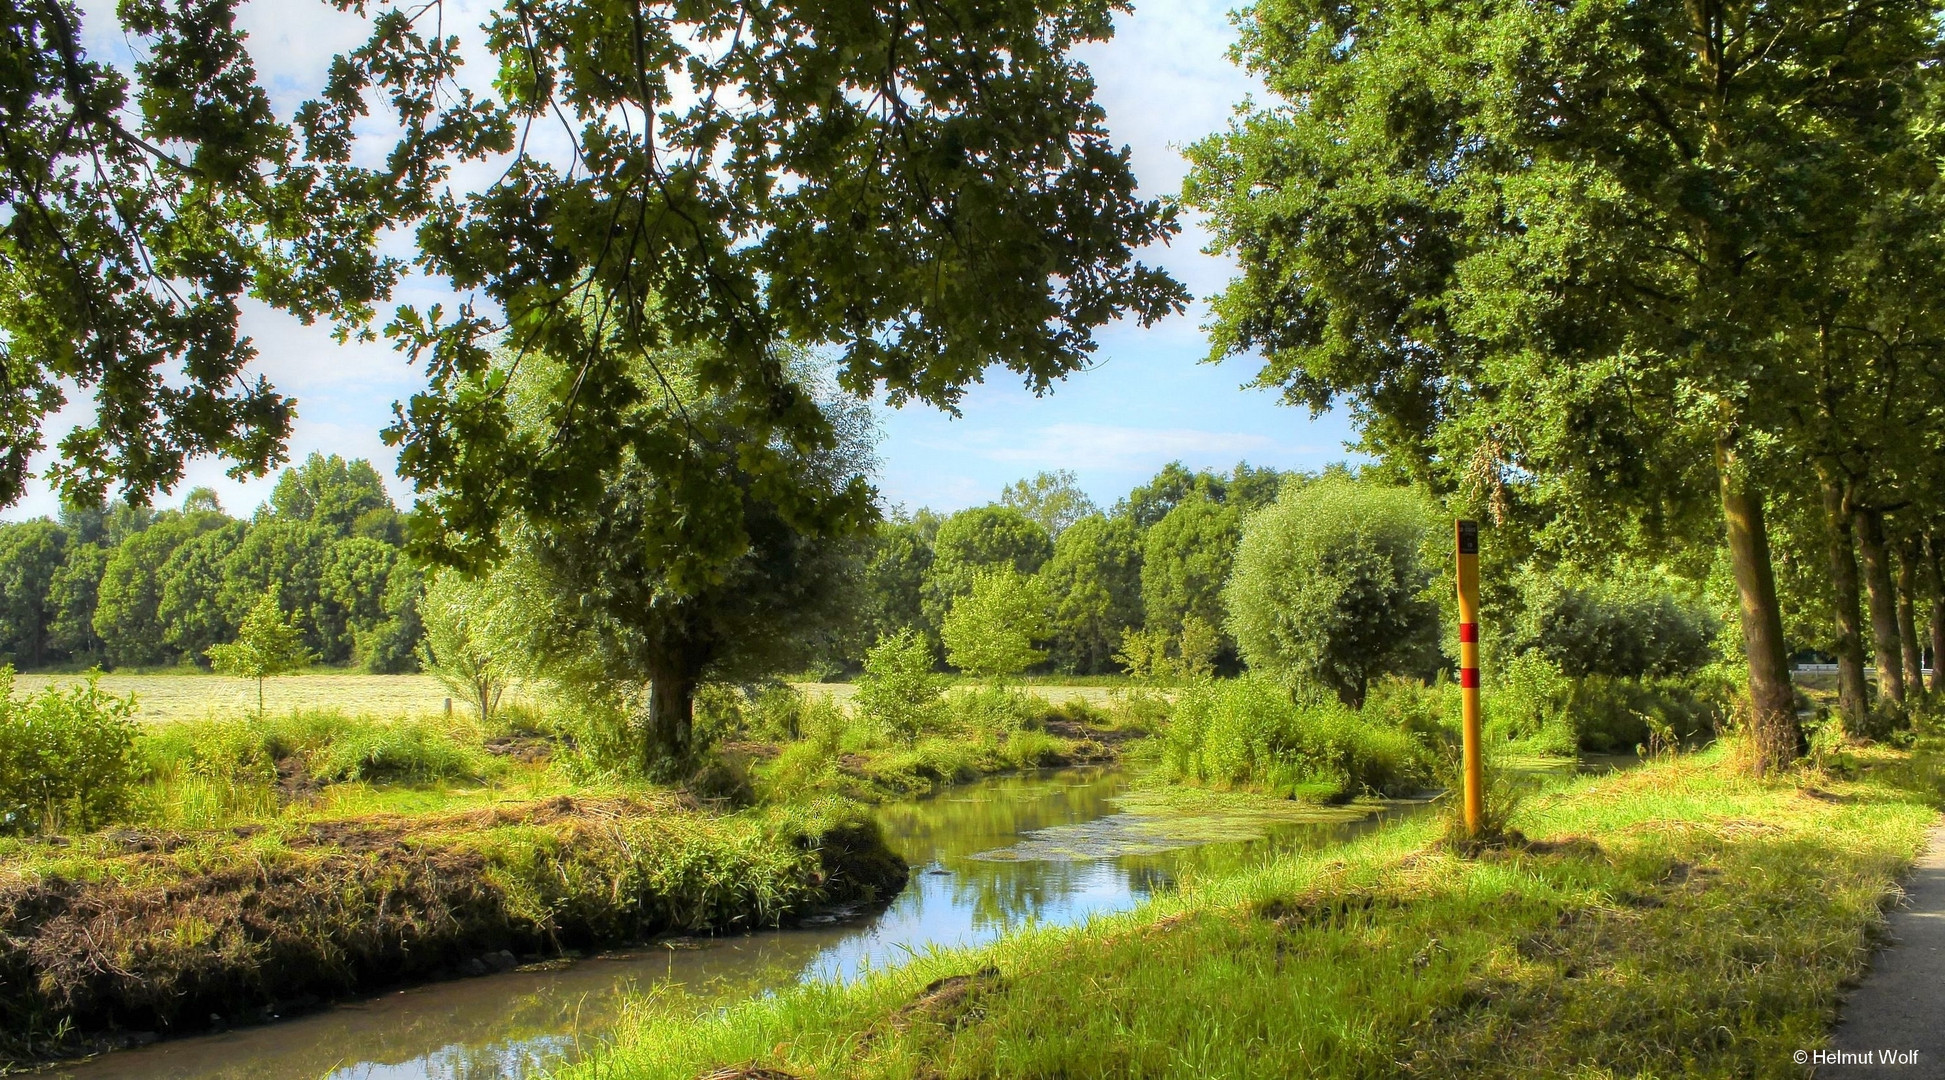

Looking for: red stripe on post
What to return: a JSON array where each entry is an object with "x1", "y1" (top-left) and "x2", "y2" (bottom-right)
[
  {"x1": 1458, "y1": 622, "x2": 1478, "y2": 643},
  {"x1": 1459, "y1": 668, "x2": 1480, "y2": 688}
]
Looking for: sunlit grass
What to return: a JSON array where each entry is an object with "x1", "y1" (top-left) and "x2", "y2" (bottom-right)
[{"x1": 558, "y1": 746, "x2": 1941, "y2": 1080}]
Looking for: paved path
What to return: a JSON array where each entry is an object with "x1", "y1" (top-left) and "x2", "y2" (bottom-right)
[{"x1": 1823, "y1": 825, "x2": 1945, "y2": 1078}]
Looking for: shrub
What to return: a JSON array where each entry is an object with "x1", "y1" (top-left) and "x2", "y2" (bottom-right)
[
  {"x1": 1487, "y1": 652, "x2": 1576, "y2": 753},
  {"x1": 0, "y1": 669, "x2": 140, "y2": 835},
  {"x1": 940, "y1": 570, "x2": 1052, "y2": 679},
  {"x1": 854, "y1": 630, "x2": 947, "y2": 742},
  {"x1": 1225, "y1": 477, "x2": 1440, "y2": 707},
  {"x1": 1507, "y1": 570, "x2": 1719, "y2": 678},
  {"x1": 1163, "y1": 676, "x2": 1435, "y2": 800}
]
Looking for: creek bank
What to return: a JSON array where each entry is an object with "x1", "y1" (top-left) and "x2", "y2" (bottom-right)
[
  {"x1": 0, "y1": 793, "x2": 907, "y2": 1068},
  {"x1": 556, "y1": 749, "x2": 1942, "y2": 1079}
]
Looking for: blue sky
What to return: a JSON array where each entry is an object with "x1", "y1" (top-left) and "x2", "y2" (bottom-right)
[{"x1": 12, "y1": 0, "x2": 1362, "y2": 521}]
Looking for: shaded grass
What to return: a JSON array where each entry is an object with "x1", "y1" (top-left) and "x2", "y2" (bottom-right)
[{"x1": 559, "y1": 748, "x2": 1939, "y2": 1080}]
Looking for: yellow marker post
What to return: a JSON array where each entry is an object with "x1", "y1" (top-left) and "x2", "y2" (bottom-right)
[{"x1": 1456, "y1": 520, "x2": 1483, "y2": 836}]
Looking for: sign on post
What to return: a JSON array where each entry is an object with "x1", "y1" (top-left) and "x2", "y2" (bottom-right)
[{"x1": 1456, "y1": 520, "x2": 1483, "y2": 836}]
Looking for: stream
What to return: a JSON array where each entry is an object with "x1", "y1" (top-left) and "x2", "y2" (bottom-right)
[{"x1": 40, "y1": 766, "x2": 1470, "y2": 1080}]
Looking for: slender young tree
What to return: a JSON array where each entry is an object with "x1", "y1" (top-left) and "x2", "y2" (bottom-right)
[{"x1": 206, "y1": 589, "x2": 313, "y2": 713}]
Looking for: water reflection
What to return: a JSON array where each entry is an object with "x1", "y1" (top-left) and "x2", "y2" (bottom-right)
[{"x1": 41, "y1": 767, "x2": 1438, "y2": 1080}]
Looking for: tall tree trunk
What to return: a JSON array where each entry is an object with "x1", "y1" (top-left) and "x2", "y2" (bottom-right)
[
  {"x1": 1718, "y1": 436, "x2": 1800, "y2": 773},
  {"x1": 646, "y1": 664, "x2": 699, "y2": 772},
  {"x1": 1816, "y1": 467, "x2": 1869, "y2": 732},
  {"x1": 1929, "y1": 538, "x2": 1945, "y2": 695},
  {"x1": 1897, "y1": 538, "x2": 1925, "y2": 697},
  {"x1": 1855, "y1": 508, "x2": 1905, "y2": 704}
]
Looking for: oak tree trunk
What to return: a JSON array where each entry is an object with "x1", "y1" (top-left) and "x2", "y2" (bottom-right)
[
  {"x1": 1816, "y1": 468, "x2": 1869, "y2": 732},
  {"x1": 1718, "y1": 438, "x2": 1800, "y2": 773},
  {"x1": 1929, "y1": 538, "x2": 1945, "y2": 695},
  {"x1": 645, "y1": 664, "x2": 699, "y2": 773},
  {"x1": 1897, "y1": 538, "x2": 1925, "y2": 696},
  {"x1": 1855, "y1": 508, "x2": 1905, "y2": 704}
]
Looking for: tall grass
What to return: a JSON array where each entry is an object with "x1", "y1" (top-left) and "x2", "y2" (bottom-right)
[
  {"x1": 135, "y1": 710, "x2": 501, "y2": 828},
  {"x1": 1162, "y1": 676, "x2": 1436, "y2": 800}
]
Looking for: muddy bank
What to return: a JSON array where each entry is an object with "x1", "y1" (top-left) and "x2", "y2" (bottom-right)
[{"x1": 0, "y1": 795, "x2": 906, "y2": 1067}]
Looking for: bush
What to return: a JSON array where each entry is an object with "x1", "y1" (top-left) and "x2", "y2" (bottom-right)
[
  {"x1": 1163, "y1": 676, "x2": 1435, "y2": 800},
  {"x1": 854, "y1": 630, "x2": 947, "y2": 742},
  {"x1": 1507, "y1": 569, "x2": 1719, "y2": 679},
  {"x1": 0, "y1": 669, "x2": 140, "y2": 834},
  {"x1": 1225, "y1": 477, "x2": 1440, "y2": 707}
]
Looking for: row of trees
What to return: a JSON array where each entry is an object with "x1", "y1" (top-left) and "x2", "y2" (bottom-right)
[
  {"x1": 0, "y1": 456, "x2": 420, "y2": 672},
  {"x1": 1183, "y1": 0, "x2": 1945, "y2": 768},
  {"x1": 855, "y1": 462, "x2": 1285, "y2": 678}
]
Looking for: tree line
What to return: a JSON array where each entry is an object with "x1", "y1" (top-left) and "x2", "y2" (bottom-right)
[{"x1": 0, "y1": 455, "x2": 420, "y2": 673}]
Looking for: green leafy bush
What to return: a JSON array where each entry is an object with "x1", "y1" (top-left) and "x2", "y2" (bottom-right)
[
  {"x1": 0, "y1": 668, "x2": 140, "y2": 834},
  {"x1": 854, "y1": 630, "x2": 947, "y2": 742},
  {"x1": 1506, "y1": 570, "x2": 1719, "y2": 679},
  {"x1": 1163, "y1": 676, "x2": 1435, "y2": 800}
]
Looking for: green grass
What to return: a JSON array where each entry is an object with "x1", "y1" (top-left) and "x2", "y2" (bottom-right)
[
  {"x1": 0, "y1": 700, "x2": 914, "y2": 1067},
  {"x1": 557, "y1": 745, "x2": 1942, "y2": 1080},
  {"x1": 745, "y1": 687, "x2": 1138, "y2": 803}
]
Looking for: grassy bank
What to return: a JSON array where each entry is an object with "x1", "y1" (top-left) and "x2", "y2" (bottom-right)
[
  {"x1": 0, "y1": 704, "x2": 912, "y2": 1067},
  {"x1": 718, "y1": 685, "x2": 1160, "y2": 804},
  {"x1": 560, "y1": 747, "x2": 1941, "y2": 1079}
]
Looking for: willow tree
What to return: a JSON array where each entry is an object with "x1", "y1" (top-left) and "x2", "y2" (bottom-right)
[
  {"x1": 492, "y1": 342, "x2": 876, "y2": 771},
  {"x1": 1185, "y1": 0, "x2": 1944, "y2": 771}
]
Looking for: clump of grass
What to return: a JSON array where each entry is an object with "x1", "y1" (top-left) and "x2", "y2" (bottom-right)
[
  {"x1": 1163, "y1": 676, "x2": 1436, "y2": 800},
  {"x1": 307, "y1": 717, "x2": 495, "y2": 785}
]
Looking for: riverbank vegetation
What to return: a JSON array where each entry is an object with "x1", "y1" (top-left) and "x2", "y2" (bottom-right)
[{"x1": 558, "y1": 744, "x2": 1943, "y2": 1079}]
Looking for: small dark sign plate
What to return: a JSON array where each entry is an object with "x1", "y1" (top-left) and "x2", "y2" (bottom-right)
[{"x1": 1457, "y1": 520, "x2": 1479, "y2": 555}]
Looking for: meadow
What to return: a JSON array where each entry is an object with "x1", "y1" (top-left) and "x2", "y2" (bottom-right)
[{"x1": 11, "y1": 671, "x2": 506, "y2": 722}]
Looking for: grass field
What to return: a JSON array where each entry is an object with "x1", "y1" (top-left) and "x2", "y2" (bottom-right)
[
  {"x1": 11, "y1": 671, "x2": 538, "y2": 722},
  {"x1": 5, "y1": 671, "x2": 1132, "y2": 723}
]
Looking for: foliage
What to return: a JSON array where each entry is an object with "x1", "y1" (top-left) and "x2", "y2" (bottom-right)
[
  {"x1": 206, "y1": 589, "x2": 313, "y2": 712},
  {"x1": 1040, "y1": 514, "x2": 1144, "y2": 675},
  {"x1": 924, "y1": 506, "x2": 1055, "y2": 630},
  {"x1": 0, "y1": 521, "x2": 66, "y2": 668},
  {"x1": 1000, "y1": 471, "x2": 1099, "y2": 539},
  {"x1": 1507, "y1": 571, "x2": 1719, "y2": 679},
  {"x1": 854, "y1": 631, "x2": 948, "y2": 743},
  {"x1": 860, "y1": 519, "x2": 938, "y2": 654},
  {"x1": 0, "y1": 668, "x2": 139, "y2": 835},
  {"x1": 941, "y1": 569, "x2": 1053, "y2": 680},
  {"x1": 1226, "y1": 479, "x2": 1440, "y2": 706},
  {"x1": 1162, "y1": 676, "x2": 1435, "y2": 800},
  {"x1": 1140, "y1": 494, "x2": 1242, "y2": 655},
  {"x1": 418, "y1": 569, "x2": 512, "y2": 725}
]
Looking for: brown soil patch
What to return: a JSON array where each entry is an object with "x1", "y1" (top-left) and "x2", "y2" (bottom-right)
[{"x1": 891, "y1": 967, "x2": 1002, "y2": 1033}]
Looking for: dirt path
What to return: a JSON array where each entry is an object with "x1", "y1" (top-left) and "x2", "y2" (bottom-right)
[{"x1": 1822, "y1": 824, "x2": 1945, "y2": 1078}]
